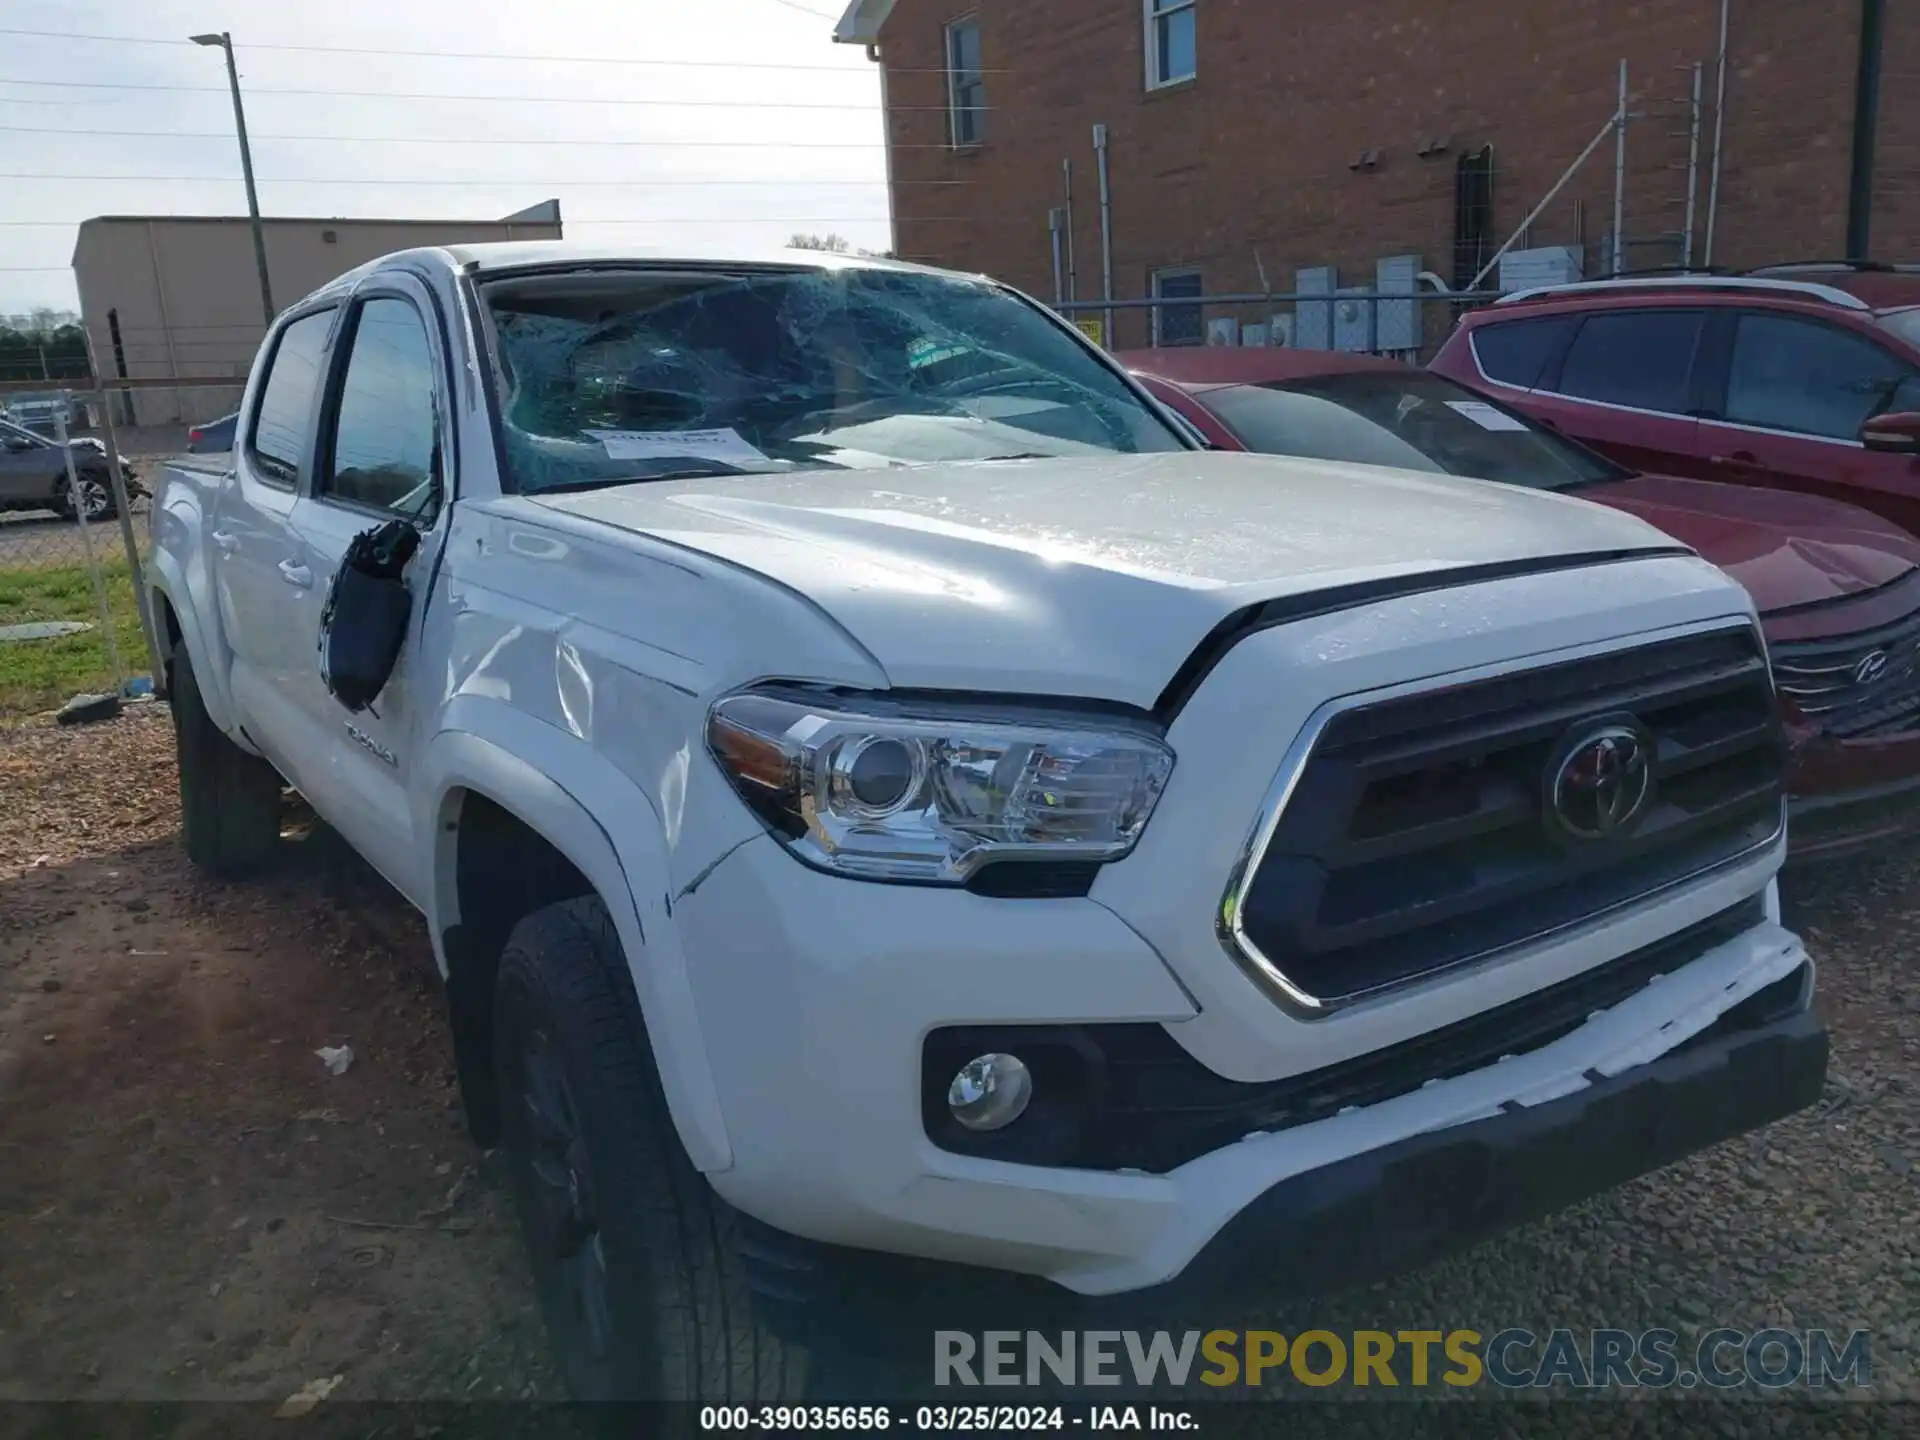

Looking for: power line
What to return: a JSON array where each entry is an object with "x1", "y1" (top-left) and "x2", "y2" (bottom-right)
[
  {"x1": 0, "y1": 215, "x2": 914, "y2": 239},
  {"x1": 761, "y1": 0, "x2": 842, "y2": 19},
  {"x1": 0, "y1": 77, "x2": 895, "y2": 106},
  {"x1": 0, "y1": 89, "x2": 916, "y2": 113},
  {"x1": 0, "y1": 123, "x2": 947, "y2": 148},
  {"x1": 0, "y1": 26, "x2": 993, "y2": 74},
  {"x1": 0, "y1": 173, "x2": 936, "y2": 187}
]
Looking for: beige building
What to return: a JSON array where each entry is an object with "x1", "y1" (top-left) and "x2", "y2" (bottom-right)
[{"x1": 72, "y1": 202, "x2": 563, "y2": 426}]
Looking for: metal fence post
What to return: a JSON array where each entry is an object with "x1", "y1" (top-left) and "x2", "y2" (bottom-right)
[
  {"x1": 80, "y1": 334, "x2": 167, "y2": 691},
  {"x1": 1683, "y1": 61, "x2": 1704, "y2": 267},
  {"x1": 1094, "y1": 124, "x2": 1116, "y2": 348},
  {"x1": 1612, "y1": 59, "x2": 1629, "y2": 277},
  {"x1": 96, "y1": 396, "x2": 166, "y2": 693}
]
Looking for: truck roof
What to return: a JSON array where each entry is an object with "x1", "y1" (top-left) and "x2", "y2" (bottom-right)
[
  {"x1": 293, "y1": 239, "x2": 960, "y2": 311},
  {"x1": 442, "y1": 239, "x2": 934, "y2": 277}
]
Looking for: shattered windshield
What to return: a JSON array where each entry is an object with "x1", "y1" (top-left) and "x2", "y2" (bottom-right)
[{"x1": 479, "y1": 264, "x2": 1187, "y2": 493}]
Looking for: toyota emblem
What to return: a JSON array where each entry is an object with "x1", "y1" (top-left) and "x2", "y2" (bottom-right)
[
  {"x1": 1547, "y1": 720, "x2": 1656, "y2": 843},
  {"x1": 1853, "y1": 649, "x2": 1891, "y2": 686}
]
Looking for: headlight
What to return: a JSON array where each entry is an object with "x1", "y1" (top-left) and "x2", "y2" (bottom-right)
[{"x1": 707, "y1": 687, "x2": 1175, "y2": 884}]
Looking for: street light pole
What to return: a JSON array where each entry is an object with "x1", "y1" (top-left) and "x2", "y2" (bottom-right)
[{"x1": 192, "y1": 31, "x2": 274, "y2": 326}]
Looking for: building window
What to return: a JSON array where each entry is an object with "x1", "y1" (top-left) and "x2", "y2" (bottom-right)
[
  {"x1": 1152, "y1": 268, "x2": 1204, "y2": 346},
  {"x1": 1145, "y1": 0, "x2": 1196, "y2": 89},
  {"x1": 946, "y1": 17, "x2": 984, "y2": 147}
]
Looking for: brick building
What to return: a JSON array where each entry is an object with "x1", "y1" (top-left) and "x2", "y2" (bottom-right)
[{"x1": 833, "y1": 1, "x2": 1918, "y2": 351}]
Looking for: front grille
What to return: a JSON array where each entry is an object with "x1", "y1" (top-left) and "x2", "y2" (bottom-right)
[
  {"x1": 1773, "y1": 609, "x2": 1920, "y2": 739},
  {"x1": 1232, "y1": 626, "x2": 1784, "y2": 1006},
  {"x1": 923, "y1": 896, "x2": 1785, "y2": 1174}
]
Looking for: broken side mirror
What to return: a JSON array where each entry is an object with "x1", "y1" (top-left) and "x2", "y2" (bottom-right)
[{"x1": 317, "y1": 517, "x2": 421, "y2": 713}]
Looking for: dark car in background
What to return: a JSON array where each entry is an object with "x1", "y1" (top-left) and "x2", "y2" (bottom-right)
[
  {"x1": 1429, "y1": 266, "x2": 1920, "y2": 538},
  {"x1": 0, "y1": 416, "x2": 121, "y2": 521},
  {"x1": 1124, "y1": 345, "x2": 1920, "y2": 862}
]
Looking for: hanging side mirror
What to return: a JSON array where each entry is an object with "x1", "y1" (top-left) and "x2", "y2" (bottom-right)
[{"x1": 317, "y1": 517, "x2": 422, "y2": 713}]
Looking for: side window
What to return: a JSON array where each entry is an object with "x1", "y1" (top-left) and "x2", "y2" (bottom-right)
[
  {"x1": 1554, "y1": 310, "x2": 1704, "y2": 415},
  {"x1": 247, "y1": 309, "x2": 335, "y2": 486},
  {"x1": 1151, "y1": 267, "x2": 1204, "y2": 346},
  {"x1": 1470, "y1": 316, "x2": 1575, "y2": 389},
  {"x1": 1725, "y1": 313, "x2": 1917, "y2": 440},
  {"x1": 319, "y1": 297, "x2": 440, "y2": 515}
]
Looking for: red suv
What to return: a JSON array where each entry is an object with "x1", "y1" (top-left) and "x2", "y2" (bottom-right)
[
  {"x1": 1122, "y1": 345, "x2": 1920, "y2": 863},
  {"x1": 1429, "y1": 265, "x2": 1920, "y2": 536}
]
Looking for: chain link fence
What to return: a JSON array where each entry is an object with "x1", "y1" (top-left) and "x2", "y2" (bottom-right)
[
  {"x1": 0, "y1": 377, "x2": 240, "y2": 720},
  {"x1": 1055, "y1": 288, "x2": 1506, "y2": 363}
]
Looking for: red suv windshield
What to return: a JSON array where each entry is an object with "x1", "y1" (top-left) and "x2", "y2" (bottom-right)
[{"x1": 1201, "y1": 372, "x2": 1625, "y2": 490}]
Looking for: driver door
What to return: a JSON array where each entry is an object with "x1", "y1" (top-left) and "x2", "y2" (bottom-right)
[{"x1": 281, "y1": 280, "x2": 452, "y2": 906}]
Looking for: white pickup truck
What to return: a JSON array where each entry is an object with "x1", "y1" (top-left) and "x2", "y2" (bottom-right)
[{"x1": 148, "y1": 242, "x2": 1827, "y2": 1402}]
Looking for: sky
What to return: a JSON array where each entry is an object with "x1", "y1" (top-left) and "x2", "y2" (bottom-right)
[{"x1": 0, "y1": 0, "x2": 888, "y2": 313}]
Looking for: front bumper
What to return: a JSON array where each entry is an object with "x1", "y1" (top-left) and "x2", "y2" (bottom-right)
[
  {"x1": 1787, "y1": 726, "x2": 1920, "y2": 863},
  {"x1": 746, "y1": 992, "x2": 1826, "y2": 1349},
  {"x1": 679, "y1": 835, "x2": 1817, "y2": 1306}
]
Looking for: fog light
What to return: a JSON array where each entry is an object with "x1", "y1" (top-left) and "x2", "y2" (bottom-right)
[{"x1": 947, "y1": 1053, "x2": 1033, "y2": 1132}]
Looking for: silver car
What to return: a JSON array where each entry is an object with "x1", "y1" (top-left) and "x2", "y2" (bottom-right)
[{"x1": 6, "y1": 390, "x2": 77, "y2": 436}]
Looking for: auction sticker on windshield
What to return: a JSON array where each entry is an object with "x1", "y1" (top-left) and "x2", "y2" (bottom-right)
[
  {"x1": 1445, "y1": 401, "x2": 1530, "y2": 432},
  {"x1": 587, "y1": 427, "x2": 772, "y2": 465}
]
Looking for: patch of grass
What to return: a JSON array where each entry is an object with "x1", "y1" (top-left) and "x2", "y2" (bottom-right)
[{"x1": 0, "y1": 558, "x2": 151, "y2": 718}]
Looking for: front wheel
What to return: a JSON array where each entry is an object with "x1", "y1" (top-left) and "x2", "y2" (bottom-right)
[
  {"x1": 493, "y1": 896, "x2": 808, "y2": 1406},
  {"x1": 54, "y1": 472, "x2": 114, "y2": 522}
]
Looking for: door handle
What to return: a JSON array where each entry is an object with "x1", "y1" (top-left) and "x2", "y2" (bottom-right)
[
  {"x1": 210, "y1": 529, "x2": 239, "y2": 555},
  {"x1": 1710, "y1": 450, "x2": 1762, "y2": 468},
  {"x1": 277, "y1": 559, "x2": 314, "y2": 589}
]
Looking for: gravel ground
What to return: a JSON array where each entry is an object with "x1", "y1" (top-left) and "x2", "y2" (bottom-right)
[{"x1": 0, "y1": 704, "x2": 1915, "y2": 1434}]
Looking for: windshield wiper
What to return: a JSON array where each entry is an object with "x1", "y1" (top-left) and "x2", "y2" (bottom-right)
[{"x1": 533, "y1": 458, "x2": 780, "y2": 494}]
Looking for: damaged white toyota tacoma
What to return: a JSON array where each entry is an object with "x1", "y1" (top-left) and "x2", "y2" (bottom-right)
[{"x1": 146, "y1": 242, "x2": 1827, "y2": 1401}]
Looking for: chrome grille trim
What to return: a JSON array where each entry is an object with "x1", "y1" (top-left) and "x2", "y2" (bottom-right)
[{"x1": 1218, "y1": 618, "x2": 1785, "y2": 1020}]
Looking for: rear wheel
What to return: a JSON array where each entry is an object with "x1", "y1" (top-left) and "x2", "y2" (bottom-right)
[
  {"x1": 493, "y1": 896, "x2": 808, "y2": 1407},
  {"x1": 170, "y1": 645, "x2": 282, "y2": 877}
]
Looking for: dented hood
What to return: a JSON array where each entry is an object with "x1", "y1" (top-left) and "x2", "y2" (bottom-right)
[{"x1": 535, "y1": 451, "x2": 1688, "y2": 705}]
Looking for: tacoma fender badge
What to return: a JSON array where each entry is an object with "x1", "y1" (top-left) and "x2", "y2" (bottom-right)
[{"x1": 344, "y1": 722, "x2": 398, "y2": 768}]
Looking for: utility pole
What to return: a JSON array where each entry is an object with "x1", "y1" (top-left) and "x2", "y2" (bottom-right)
[{"x1": 192, "y1": 31, "x2": 274, "y2": 325}]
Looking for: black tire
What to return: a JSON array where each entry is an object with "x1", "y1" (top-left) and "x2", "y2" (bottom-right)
[
  {"x1": 493, "y1": 896, "x2": 808, "y2": 1406},
  {"x1": 170, "y1": 644, "x2": 283, "y2": 877},
  {"x1": 51, "y1": 471, "x2": 115, "y2": 523}
]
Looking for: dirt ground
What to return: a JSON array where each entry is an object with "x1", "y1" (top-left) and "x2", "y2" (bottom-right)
[
  {"x1": 2, "y1": 702, "x2": 1917, "y2": 1433},
  {"x1": 0, "y1": 704, "x2": 560, "y2": 1413}
]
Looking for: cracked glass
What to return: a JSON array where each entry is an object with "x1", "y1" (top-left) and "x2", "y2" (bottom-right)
[{"x1": 478, "y1": 263, "x2": 1186, "y2": 494}]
